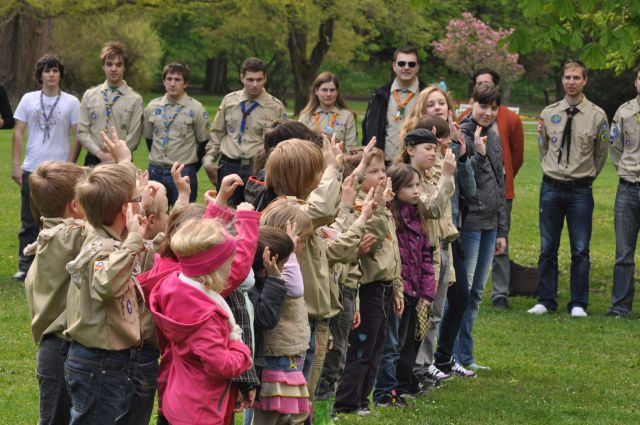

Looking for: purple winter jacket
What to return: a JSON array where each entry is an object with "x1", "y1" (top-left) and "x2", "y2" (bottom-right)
[{"x1": 394, "y1": 201, "x2": 436, "y2": 301}]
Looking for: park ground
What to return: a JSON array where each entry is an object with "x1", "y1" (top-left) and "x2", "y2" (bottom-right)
[{"x1": 0, "y1": 95, "x2": 639, "y2": 424}]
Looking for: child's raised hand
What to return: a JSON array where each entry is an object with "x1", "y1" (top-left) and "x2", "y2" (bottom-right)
[
  {"x1": 125, "y1": 203, "x2": 148, "y2": 236},
  {"x1": 357, "y1": 233, "x2": 377, "y2": 257},
  {"x1": 372, "y1": 180, "x2": 386, "y2": 210},
  {"x1": 236, "y1": 202, "x2": 255, "y2": 212},
  {"x1": 358, "y1": 187, "x2": 376, "y2": 223},
  {"x1": 340, "y1": 175, "x2": 357, "y2": 208},
  {"x1": 203, "y1": 189, "x2": 217, "y2": 206},
  {"x1": 285, "y1": 219, "x2": 300, "y2": 253},
  {"x1": 171, "y1": 162, "x2": 191, "y2": 199},
  {"x1": 100, "y1": 126, "x2": 130, "y2": 163},
  {"x1": 353, "y1": 137, "x2": 377, "y2": 176},
  {"x1": 473, "y1": 126, "x2": 487, "y2": 156},
  {"x1": 383, "y1": 177, "x2": 394, "y2": 202},
  {"x1": 140, "y1": 183, "x2": 158, "y2": 214},
  {"x1": 136, "y1": 169, "x2": 149, "y2": 196},
  {"x1": 442, "y1": 148, "x2": 457, "y2": 177},
  {"x1": 262, "y1": 246, "x2": 281, "y2": 278},
  {"x1": 216, "y1": 174, "x2": 244, "y2": 206},
  {"x1": 448, "y1": 110, "x2": 462, "y2": 143},
  {"x1": 322, "y1": 133, "x2": 339, "y2": 168}
]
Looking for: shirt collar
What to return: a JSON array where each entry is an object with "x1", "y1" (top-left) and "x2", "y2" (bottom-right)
[
  {"x1": 391, "y1": 78, "x2": 419, "y2": 94},
  {"x1": 101, "y1": 81, "x2": 128, "y2": 95},
  {"x1": 314, "y1": 105, "x2": 340, "y2": 114},
  {"x1": 240, "y1": 90, "x2": 267, "y2": 106},
  {"x1": 560, "y1": 96, "x2": 587, "y2": 113},
  {"x1": 161, "y1": 93, "x2": 188, "y2": 106}
]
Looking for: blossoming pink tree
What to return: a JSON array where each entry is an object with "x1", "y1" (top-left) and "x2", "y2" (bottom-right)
[{"x1": 433, "y1": 12, "x2": 525, "y2": 99}]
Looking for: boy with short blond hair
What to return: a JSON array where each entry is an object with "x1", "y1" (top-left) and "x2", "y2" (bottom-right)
[
  {"x1": 24, "y1": 160, "x2": 88, "y2": 425},
  {"x1": 64, "y1": 162, "x2": 148, "y2": 424}
]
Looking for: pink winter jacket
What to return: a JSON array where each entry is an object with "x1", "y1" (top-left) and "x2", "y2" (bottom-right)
[{"x1": 150, "y1": 273, "x2": 252, "y2": 425}]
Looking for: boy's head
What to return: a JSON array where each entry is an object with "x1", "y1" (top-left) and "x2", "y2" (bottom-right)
[
  {"x1": 143, "y1": 181, "x2": 169, "y2": 240},
  {"x1": 75, "y1": 164, "x2": 136, "y2": 228},
  {"x1": 159, "y1": 203, "x2": 206, "y2": 260},
  {"x1": 265, "y1": 138, "x2": 324, "y2": 199},
  {"x1": 162, "y1": 62, "x2": 189, "y2": 99},
  {"x1": 101, "y1": 41, "x2": 128, "y2": 85},
  {"x1": 252, "y1": 226, "x2": 294, "y2": 281},
  {"x1": 29, "y1": 161, "x2": 87, "y2": 220},
  {"x1": 414, "y1": 114, "x2": 451, "y2": 154},
  {"x1": 35, "y1": 54, "x2": 64, "y2": 85},
  {"x1": 342, "y1": 147, "x2": 386, "y2": 192},
  {"x1": 471, "y1": 84, "x2": 500, "y2": 127}
]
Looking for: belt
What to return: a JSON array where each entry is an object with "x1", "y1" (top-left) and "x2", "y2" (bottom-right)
[
  {"x1": 620, "y1": 177, "x2": 640, "y2": 188},
  {"x1": 149, "y1": 162, "x2": 196, "y2": 170},
  {"x1": 221, "y1": 155, "x2": 253, "y2": 167},
  {"x1": 543, "y1": 175, "x2": 592, "y2": 189}
]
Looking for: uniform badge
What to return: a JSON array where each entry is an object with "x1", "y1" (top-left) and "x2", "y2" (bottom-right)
[
  {"x1": 551, "y1": 136, "x2": 558, "y2": 144},
  {"x1": 325, "y1": 126, "x2": 334, "y2": 135},
  {"x1": 626, "y1": 139, "x2": 631, "y2": 146},
  {"x1": 229, "y1": 126, "x2": 235, "y2": 133},
  {"x1": 187, "y1": 110, "x2": 195, "y2": 117},
  {"x1": 90, "y1": 111, "x2": 97, "y2": 121},
  {"x1": 126, "y1": 298, "x2": 133, "y2": 314},
  {"x1": 203, "y1": 112, "x2": 209, "y2": 120},
  {"x1": 282, "y1": 113, "x2": 288, "y2": 120},
  {"x1": 551, "y1": 114, "x2": 562, "y2": 124},
  {"x1": 94, "y1": 260, "x2": 106, "y2": 270},
  {"x1": 155, "y1": 108, "x2": 162, "y2": 115}
]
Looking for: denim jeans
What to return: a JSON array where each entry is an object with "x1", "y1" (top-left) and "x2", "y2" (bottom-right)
[
  {"x1": 454, "y1": 228, "x2": 497, "y2": 366},
  {"x1": 373, "y1": 295, "x2": 417, "y2": 401},
  {"x1": 316, "y1": 286, "x2": 357, "y2": 400},
  {"x1": 537, "y1": 181, "x2": 593, "y2": 312},
  {"x1": 148, "y1": 163, "x2": 198, "y2": 206},
  {"x1": 65, "y1": 342, "x2": 132, "y2": 425},
  {"x1": 491, "y1": 199, "x2": 512, "y2": 302},
  {"x1": 609, "y1": 182, "x2": 640, "y2": 316},
  {"x1": 116, "y1": 344, "x2": 159, "y2": 425},
  {"x1": 18, "y1": 170, "x2": 37, "y2": 273},
  {"x1": 435, "y1": 240, "x2": 470, "y2": 372},
  {"x1": 217, "y1": 156, "x2": 253, "y2": 208},
  {"x1": 37, "y1": 335, "x2": 71, "y2": 425}
]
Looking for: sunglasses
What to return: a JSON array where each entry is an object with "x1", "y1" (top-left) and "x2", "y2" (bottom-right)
[{"x1": 396, "y1": 61, "x2": 417, "y2": 68}]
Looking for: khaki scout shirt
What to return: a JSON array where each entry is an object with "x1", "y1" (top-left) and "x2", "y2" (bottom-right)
[
  {"x1": 78, "y1": 81, "x2": 144, "y2": 155},
  {"x1": 385, "y1": 78, "x2": 419, "y2": 161},
  {"x1": 610, "y1": 96, "x2": 640, "y2": 182},
  {"x1": 330, "y1": 206, "x2": 363, "y2": 291},
  {"x1": 538, "y1": 96, "x2": 609, "y2": 180},
  {"x1": 137, "y1": 232, "x2": 165, "y2": 346},
  {"x1": 24, "y1": 217, "x2": 88, "y2": 344},
  {"x1": 144, "y1": 94, "x2": 210, "y2": 166},
  {"x1": 299, "y1": 106, "x2": 358, "y2": 150},
  {"x1": 205, "y1": 89, "x2": 286, "y2": 163},
  {"x1": 65, "y1": 225, "x2": 145, "y2": 350}
]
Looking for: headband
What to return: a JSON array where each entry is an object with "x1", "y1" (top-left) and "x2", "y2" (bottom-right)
[
  {"x1": 404, "y1": 128, "x2": 438, "y2": 146},
  {"x1": 178, "y1": 234, "x2": 237, "y2": 277}
]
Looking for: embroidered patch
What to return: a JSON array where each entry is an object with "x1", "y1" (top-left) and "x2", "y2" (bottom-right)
[
  {"x1": 625, "y1": 139, "x2": 631, "y2": 146},
  {"x1": 229, "y1": 126, "x2": 235, "y2": 133},
  {"x1": 90, "y1": 111, "x2": 97, "y2": 121},
  {"x1": 282, "y1": 113, "x2": 288, "y2": 120},
  {"x1": 358, "y1": 332, "x2": 367, "y2": 342},
  {"x1": 324, "y1": 126, "x2": 334, "y2": 135},
  {"x1": 551, "y1": 114, "x2": 562, "y2": 124},
  {"x1": 203, "y1": 112, "x2": 209, "y2": 120},
  {"x1": 94, "y1": 260, "x2": 106, "y2": 270},
  {"x1": 551, "y1": 136, "x2": 558, "y2": 144},
  {"x1": 126, "y1": 299, "x2": 133, "y2": 314},
  {"x1": 155, "y1": 108, "x2": 162, "y2": 115},
  {"x1": 186, "y1": 110, "x2": 195, "y2": 117}
]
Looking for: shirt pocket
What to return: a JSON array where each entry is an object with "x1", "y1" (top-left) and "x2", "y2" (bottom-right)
[
  {"x1": 176, "y1": 114, "x2": 194, "y2": 137},
  {"x1": 622, "y1": 117, "x2": 639, "y2": 151},
  {"x1": 578, "y1": 127, "x2": 594, "y2": 153},
  {"x1": 116, "y1": 107, "x2": 134, "y2": 132}
]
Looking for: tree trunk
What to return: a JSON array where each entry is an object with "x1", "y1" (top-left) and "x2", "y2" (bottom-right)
[
  {"x1": 502, "y1": 84, "x2": 510, "y2": 105},
  {"x1": 203, "y1": 54, "x2": 228, "y2": 94},
  {"x1": 0, "y1": 13, "x2": 53, "y2": 104}
]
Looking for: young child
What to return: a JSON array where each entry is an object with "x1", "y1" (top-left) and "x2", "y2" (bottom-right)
[
  {"x1": 373, "y1": 162, "x2": 438, "y2": 406},
  {"x1": 334, "y1": 147, "x2": 404, "y2": 415},
  {"x1": 64, "y1": 163, "x2": 148, "y2": 424},
  {"x1": 24, "y1": 161, "x2": 87, "y2": 425},
  {"x1": 150, "y1": 218, "x2": 253, "y2": 425}
]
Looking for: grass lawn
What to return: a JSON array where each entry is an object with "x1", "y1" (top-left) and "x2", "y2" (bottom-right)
[{"x1": 1, "y1": 94, "x2": 639, "y2": 424}]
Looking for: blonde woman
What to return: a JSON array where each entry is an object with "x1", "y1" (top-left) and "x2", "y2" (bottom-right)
[{"x1": 401, "y1": 86, "x2": 461, "y2": 144}]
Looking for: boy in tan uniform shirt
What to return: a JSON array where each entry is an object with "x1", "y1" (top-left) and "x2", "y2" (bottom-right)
[
  {"x1": 24, "y1": 161, "x2": 88, "y2": 425},
  {"x1": 77, "y1": 41, "x2": 143, "y2": 166},
  {"x1": 64, "y1": 162, "x2": 148, "y2": 425}
]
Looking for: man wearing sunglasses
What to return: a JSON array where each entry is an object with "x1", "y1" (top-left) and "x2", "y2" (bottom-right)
[{"x1": 362, "y1": 46, "x2": 425, "y2": 163}]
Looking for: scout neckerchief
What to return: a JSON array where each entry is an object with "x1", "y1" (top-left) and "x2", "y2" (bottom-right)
[
  {"x1": 161, "y1": 102, "x2": 184, "y2": 150},
  {"x1": 558, "y1": 105, "x2": 579, "y2": 164},
  {"x1": 238, "y1": 100, "x2": 259, "y2": 144},
  {"x1": 315, "y1": 111, "x2": 338, "y2": 134},
  {"x1": 101, "y1": 86, "x2": 123, "y2": 131},
  {"x1": 393, "y1": 90, "x2": 414, "y2": 121},
  {"x1": 39, "y1": 90, "x2": 62, "y2": 142}
]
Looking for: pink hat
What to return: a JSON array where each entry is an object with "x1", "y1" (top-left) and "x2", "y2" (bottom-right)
[{"x1": 178, "y1": 233, "x2": 236, "y2": 277}]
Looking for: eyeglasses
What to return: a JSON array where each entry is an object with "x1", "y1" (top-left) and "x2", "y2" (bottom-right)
[
  {"x1": 129, "y1": 196, "x2": 142, "y2": 203},
  {"x1": 396, "y1": 61, "x2": 417, "y2": 68}
]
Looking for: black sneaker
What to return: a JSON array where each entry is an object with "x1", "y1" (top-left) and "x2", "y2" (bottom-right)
[
  {"x1": 12, "y1": 270, "x2": 27, "y2": 281},
  {"x1": 374, "y1": 392, "x2": 407, "y2": 408},
  {"x1": 492, "y1": 297, "x2": 509, "y2": 310},
  {"x1": 605, "y1": 310, "x2": 627, "y2": 318}
]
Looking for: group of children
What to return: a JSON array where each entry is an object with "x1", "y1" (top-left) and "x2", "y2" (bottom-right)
[{"x1": 25, "y1": 81, "x2": 505, "y2": 425}]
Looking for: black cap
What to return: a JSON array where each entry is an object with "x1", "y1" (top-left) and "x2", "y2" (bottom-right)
[{"x1": 404, "y1": 128, "x2": 438, "y2": 146}]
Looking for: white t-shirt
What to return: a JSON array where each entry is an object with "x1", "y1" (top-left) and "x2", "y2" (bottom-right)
[{"x1": 14, "y1": 90, "x2": 80, "y2": 172}]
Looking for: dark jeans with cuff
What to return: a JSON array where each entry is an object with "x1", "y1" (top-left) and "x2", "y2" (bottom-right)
[
  {"x1": 37, "y1": 334, "x2": 72, "y2": 425},
  {"x1": 117, "y1": 344, "x2": 159, "y2": 425}
]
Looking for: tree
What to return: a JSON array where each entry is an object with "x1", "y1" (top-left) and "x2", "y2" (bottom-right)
[{"x1": 432, "y1": 12, "x2": 524, "y2": 98}]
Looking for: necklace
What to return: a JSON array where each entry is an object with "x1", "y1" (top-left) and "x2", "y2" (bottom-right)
[{"x1": 39, "y1": 90, "x2": 62, "y2": 142}]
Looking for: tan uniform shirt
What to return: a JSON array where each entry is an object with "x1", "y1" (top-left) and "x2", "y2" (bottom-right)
[
  {"x1": 610, "y1": 96, "x2": 640, "y2": 182},
  {"x1": 65, "y1": 225, "x2": 145, "y2": 350},
  {"x1": 538, "y1": 96, "x2": 609, "y2": 180},
  {"x1": 205, "y1": 89, "x2": 286, "y2": 163},
  {"x1": 299, "y1": 106, "x2": 358, "y2": 150},
  {"x1": 144, "y1": 94, "x2": 210, "y2": 166},
  {"x1": 78, "y1": 81, "x2": 144, "y2": 155},
  {"x1": 385, "y1": 78, "x2": 419, "y2": 161},
  {"x1": 24, "y1": 217, "x2": 88, "y2": 343},
  {"x1": 137, "y1": 233, "x2": 165, "y2": 346}
]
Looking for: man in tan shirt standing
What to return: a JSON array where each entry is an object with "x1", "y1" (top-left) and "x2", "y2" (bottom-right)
[
  {"x1": 77, "y1": 41, "x2": 143, "y2": 166},
  {"x1": 607, "y1": 64, "x2": 640, "y2": 318},
  {"x1": 203, "y1": 57, "x2": 286, "y2": 207},
  {"x1": 144, "y1": 62, "x2": 210, "y2": 205},
  {"x1": 528, "y1": 60, "x2": 609, "y2": 317}
]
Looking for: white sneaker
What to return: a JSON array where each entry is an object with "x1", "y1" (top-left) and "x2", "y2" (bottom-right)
[
  {"x1": 570, "y1": 306, "x2": 588, "y2": 317},
  {"x1": 527, "y1": 304, "x2": 548, "y2": 315}
]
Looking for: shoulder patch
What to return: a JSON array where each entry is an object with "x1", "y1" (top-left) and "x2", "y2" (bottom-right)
[
  {"x1": 94, "y1": 260, "x2": 107, "y2": 270},
  {"x1": 203, "y1": 112, "x2": 209, "y2": 120}
]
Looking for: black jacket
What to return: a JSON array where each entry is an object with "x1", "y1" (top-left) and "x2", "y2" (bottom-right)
[{"x1": 361, "y1": 79, "x2": 426, "y2": 152}]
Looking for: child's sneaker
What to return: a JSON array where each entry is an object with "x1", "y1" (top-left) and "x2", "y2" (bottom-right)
[
  {"x1": 356, "y1": 407, "x2": 372, "y2": 416},
  {"x1": 424, "y1": 364, "x2": 452, "y2": 382},
  {"x1": 570, "y1": 306, "x2": 588, "y2": 317},
  {"x1": 527, "y1": 303, "x2": 548, "y2": 315},
  {"x1": 452, "y1": 361, "x2": 477, "y2": 378},
  {"x1": 374, "y1": 392, "x2": 407, "y2": 408}
]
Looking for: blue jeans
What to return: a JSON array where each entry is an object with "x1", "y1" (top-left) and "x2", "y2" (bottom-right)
[
  {"x1": 19, "y1": 170, "x2": 37, "y2": 273},
  {"x1": 117, "y1": 344, "x2": 159, "y2": 425},
  {"x1": 217, "y1": 156, "x2": 254, "y2": 208},
  {"x1": 454, "y1": 228, "x2": 497, "y2": 366},
  {"x1": 609, "y1": 181, "x2": 640, "y2": 316},
  {"x1": 148, "y1": 163, "x2": 198, "y2": 206},
  {"x1": 64, "y1": 342, "x2": 132, "y2": 425},
  {"x1": 537, "y1": 181, "x2": 593, "y2": 312},
  {"x1": 37, "y1": 335, "x2": 71, "y2": 425}
]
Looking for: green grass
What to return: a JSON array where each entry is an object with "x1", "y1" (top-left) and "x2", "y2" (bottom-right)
[{"x1": 1, "y1": 102, "x2": 639, "y2": 424}]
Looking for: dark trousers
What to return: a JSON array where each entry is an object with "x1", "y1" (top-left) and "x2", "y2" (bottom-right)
[
  {"x1": 334, "y1": 281, "x2": 393, "y2": 412},
  {"x1": 389, "y1": 296, "x2": 420, "y2": 396},
  {"x1": 434, "y1": 240, "x2": 470, "y2": 372},
  {"x1": 37, "y1": 335, "x2": 72, "y2": 425},
  {"x1": 18, "y1": 170, "x2": 37, "y2": 273},
  {"x1": 84, "y1": 153, "x2": 100, "y2": 167},
  {"x1": 148, "y1": 163, "x2": 198, "y2": 206},
  {"x1": 217, "y1": 156, "x2": 253, "y2": 208},
  {"x1": 117, "y1": 344, "x2": 159, "y2": 425}
]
